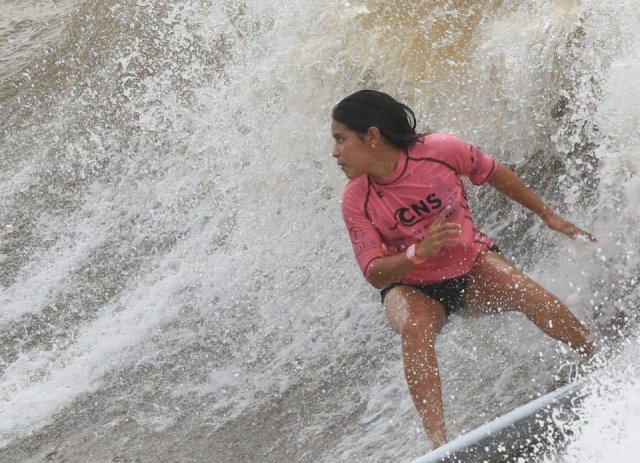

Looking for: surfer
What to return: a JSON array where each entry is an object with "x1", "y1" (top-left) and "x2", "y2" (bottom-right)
[{"x1": 331, "y1": 90, "x2": 596, "y2": 448}]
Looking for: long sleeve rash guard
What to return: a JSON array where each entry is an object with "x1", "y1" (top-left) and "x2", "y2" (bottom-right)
[{"x1": 341, "y1": 133, "x2": 497, "y2": 285}]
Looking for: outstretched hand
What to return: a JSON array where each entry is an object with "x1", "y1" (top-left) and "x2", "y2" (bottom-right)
[
  {"x1": 415, "y1": 207, "x2": 462, "y2": 260},
  {"x1": 542, "y1": 212, "x2": 597, "y2": 242}
]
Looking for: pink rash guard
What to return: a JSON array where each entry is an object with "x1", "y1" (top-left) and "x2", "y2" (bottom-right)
[{"x1": 342, "y1": 133, "x2": 498, "y2": 285}]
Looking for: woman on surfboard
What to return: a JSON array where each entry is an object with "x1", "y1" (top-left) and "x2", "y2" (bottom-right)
[{"x1": 331, "y1": 90, "x2": 596, "y2": 448}]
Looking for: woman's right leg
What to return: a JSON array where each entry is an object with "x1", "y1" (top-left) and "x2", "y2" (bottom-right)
[{"x1": 384, "y1": 285, "x2": 448, "y2": 448}]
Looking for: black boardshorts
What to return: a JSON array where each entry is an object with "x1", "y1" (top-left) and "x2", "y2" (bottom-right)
[{"x1": 380, "y1": 245, "x2": 501, "y2": 317}]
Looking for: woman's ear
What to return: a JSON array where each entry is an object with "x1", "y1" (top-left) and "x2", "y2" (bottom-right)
[{"x1": 365, "y1": 126, "x2": 382, "y2": 148}]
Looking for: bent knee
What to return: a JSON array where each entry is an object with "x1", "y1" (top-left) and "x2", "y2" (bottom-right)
[
  {"x1": 402, "y1": 312, "x2": 442, "y2": 341},
  {"x1": 384, "y1": 286, "x2": 446, "y2": 337}
]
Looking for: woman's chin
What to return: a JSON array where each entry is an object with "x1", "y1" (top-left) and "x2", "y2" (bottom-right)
[{"x1": 344, "y1": 170, "x2": 365, "y2": 180}]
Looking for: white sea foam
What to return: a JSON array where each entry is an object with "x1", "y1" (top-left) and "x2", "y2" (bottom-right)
[{"x1": 0, "y1": 0, "x2": 639, "y2": 461}]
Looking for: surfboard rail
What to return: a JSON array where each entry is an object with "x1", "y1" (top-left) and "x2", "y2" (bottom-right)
[{"x1": 411, "y1": 379, "x2": 587, "y2": 463}]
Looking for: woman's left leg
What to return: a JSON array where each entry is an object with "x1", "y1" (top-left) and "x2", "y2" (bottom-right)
[{"x1": 465, "y1": 251, "x2": 596, "y2": 356}]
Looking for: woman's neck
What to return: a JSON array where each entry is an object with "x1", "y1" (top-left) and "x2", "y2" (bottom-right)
[{"x1": 369, "y1": 145, "x2": 404, "y2": 180}]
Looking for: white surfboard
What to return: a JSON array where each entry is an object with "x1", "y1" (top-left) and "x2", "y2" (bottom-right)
[{"x1": 411, "y1": 378, "x2": 587, "y2": 463}]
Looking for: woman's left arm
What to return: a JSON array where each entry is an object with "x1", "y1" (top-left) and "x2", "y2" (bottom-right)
[{"x1": 486, "y1": 162, "x2": 597, "y2": 241}]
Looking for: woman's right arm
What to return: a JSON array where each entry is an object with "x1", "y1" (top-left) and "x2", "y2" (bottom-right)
[
  {"x1": 365, "y1": 253, "x2": 417, "y2": 289},
  {"x1": 366, "y1": 207, "x2": 462, "y2": 289}
]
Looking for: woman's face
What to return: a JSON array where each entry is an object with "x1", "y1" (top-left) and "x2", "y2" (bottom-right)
[{"x1": 331, "y1": 120, "x2": 373, "y2": 180}]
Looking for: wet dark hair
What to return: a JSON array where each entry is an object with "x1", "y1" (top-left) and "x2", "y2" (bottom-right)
[{"x1": 332, "y1": 90, "x2": 421, "y2": 148}]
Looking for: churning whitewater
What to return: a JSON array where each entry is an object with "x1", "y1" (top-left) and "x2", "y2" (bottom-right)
[{"x1": 1, "y1": 0, "x2": 639, "y2": 461}]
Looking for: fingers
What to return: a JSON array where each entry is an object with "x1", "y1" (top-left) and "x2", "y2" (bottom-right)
[
  {"x1": 433, "y1": 223, "x2": 462, "y2": 232},
  {"x1": 418, "y1": 221, "x2": 462, "y2": 256},
  {"x1": 415, "y1": 207, "x2": 462, "y2": 259},
  {"x1": 564, "y1": 222, "x2": 597, "y2": 242},
  {"x1": 572, "y1": 223, "x2": 597, "y2": 242},
  {"x1": 545, "y1": 214, "x2": 597, "y2": 242},
  {"x1": 428, "y1": 207, "x2": 459, "y2": 234},
  {"x1": 427, "y1": 207, "x2": 461, "y2": 243},
  {"x1": 573, "y1": 228, "x2": 597, "y2": 242},
  {"x1": 430, "y1": 225, "x2": 462, "y2": 240},
  {"x1": 428, "y1": 224, "x2": 462, "y2": 247},
  {"x1": 432, "y1": 206, "x2": 453, "y2": 228}
]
